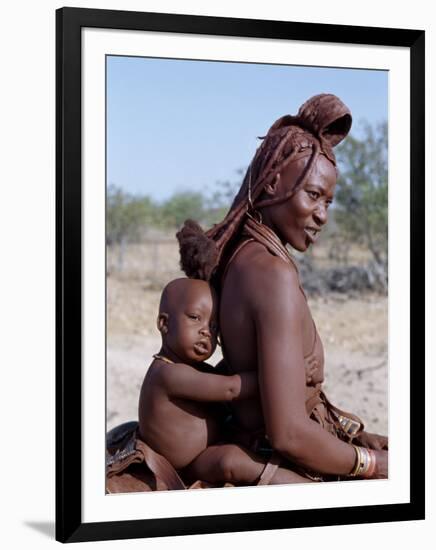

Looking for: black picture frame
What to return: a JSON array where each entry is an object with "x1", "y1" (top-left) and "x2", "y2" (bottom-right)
[{"x1": 56, "y1": 6, "x2": 425, "y2": 543}]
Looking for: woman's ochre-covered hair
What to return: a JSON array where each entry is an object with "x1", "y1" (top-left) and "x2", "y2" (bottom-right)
[{"x1": 177, "y1": 93, "x2": 352, "y2": 281}]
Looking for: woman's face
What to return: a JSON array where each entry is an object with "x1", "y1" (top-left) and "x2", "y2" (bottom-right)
[{"x1": 262, "y1": 155, "x2": 337, "y2": 252}]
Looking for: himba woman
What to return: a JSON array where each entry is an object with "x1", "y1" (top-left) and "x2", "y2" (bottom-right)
[{"x1": 177, "y1": 94, "x2": 388, "y2": 483}]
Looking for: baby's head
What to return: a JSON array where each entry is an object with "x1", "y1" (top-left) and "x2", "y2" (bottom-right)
[{"x1": 157, "y1": 278, "x2": 218, "y2": 364}]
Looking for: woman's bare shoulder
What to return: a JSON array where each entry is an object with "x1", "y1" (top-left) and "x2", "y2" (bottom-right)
[
  {"x1": 232, "y1": 241, "x2": 300, "y2": 288},
  {"x1": 227, "y1": 242, "x2": 302, "y2": 316}
]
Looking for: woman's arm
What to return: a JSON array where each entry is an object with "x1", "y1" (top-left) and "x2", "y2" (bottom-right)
[{"x1": 250, "y1": 258, "x2": 384, "y2": 477}]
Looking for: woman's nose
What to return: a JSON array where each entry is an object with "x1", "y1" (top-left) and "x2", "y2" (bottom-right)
[{"x1": 313, "y1": 203, "x2": 328, "y2": 225}]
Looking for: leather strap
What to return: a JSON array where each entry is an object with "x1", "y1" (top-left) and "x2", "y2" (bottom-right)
[
  {"x1": 305, "y1": 389, "x2": 364, "y2": 441},
  {"x1": 305, "y1": 390, "x2": 324, "y2": 416},
  {"x1": 135, "y1": 439, "x2": 186, "y2": 491},
  {"x1": 106, "y1": 422, "x2": 187, "y2": 491},
  {"x1": 319, "y1": 391, "x2": 364, "y2": 439},
  {"x1": 257, "y1": 452, "x2": 281, "y2": 485}
]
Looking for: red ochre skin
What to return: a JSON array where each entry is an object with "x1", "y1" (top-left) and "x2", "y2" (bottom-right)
[
  {"x1": 138, "y1": 278, "x2": 310, "y2": 485},
  {"x1": 262, "y1": 156, "x2": 336, "y2": 252},
  {"x1": 219, "y1": 155, "x2": 389, "y2": 478}
]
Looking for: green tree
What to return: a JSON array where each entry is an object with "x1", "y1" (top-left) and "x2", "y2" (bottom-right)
[
  {"x1": 159, "y1": 191, "x2": 205, "y2": 229},
  {"x1": 106, "y1": 184, "x2": 154, "y2": 270},
  {"x1": 334, "y1": 121, "x2": 388, "y2": 288}
]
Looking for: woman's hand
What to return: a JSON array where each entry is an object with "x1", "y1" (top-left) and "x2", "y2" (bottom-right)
[
  {"x1": 372, "y1": 449, "x2": 388, "y2": 479},
  {"x1": 354, "y1": 431, "x2": 388, "y2": 451}
]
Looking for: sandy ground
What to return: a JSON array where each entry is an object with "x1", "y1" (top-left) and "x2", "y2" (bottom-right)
[{"x1": 107, "y1": 270, "x2": 388, "y2": 436}]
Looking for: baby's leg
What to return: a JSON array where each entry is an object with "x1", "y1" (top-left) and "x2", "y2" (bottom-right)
[{"x1": 184, "y1": 444, "x2": 312, "y2": 485}]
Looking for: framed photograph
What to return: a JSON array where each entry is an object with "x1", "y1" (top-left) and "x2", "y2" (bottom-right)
[{"x1": 56, "y1": 7, "x2": 425, "y2": 543}]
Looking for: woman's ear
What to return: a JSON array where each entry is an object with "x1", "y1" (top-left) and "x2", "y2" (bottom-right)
[
  {"x1": 157, "y1": 313, "x2": 169, "y2": 334},
  {"x1": 263, "y1": 173, "x2": 281, "y2": 197}
]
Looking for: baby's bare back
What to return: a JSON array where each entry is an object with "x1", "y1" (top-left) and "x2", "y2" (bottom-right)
[{"x1": 138, "y1": 363, "x2": 222, "y2": 469}]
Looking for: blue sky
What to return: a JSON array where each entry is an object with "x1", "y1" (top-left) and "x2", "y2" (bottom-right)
[{"x1": 107, "y1": 56, "x2": 388, "y2": 202}]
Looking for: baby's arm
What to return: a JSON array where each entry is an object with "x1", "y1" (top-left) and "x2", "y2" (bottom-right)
[{"x1": 157, "y1": 363, "x2": 258, "y2": 402}]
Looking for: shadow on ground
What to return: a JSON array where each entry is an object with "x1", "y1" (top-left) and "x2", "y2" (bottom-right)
[{"x1": 24, "y1": 521, "x2": 54, "y2": 539}]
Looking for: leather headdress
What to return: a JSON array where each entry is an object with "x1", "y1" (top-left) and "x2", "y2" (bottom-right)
[{"x1": 177, "y1": 94, "x2": 352, "y2": 281}]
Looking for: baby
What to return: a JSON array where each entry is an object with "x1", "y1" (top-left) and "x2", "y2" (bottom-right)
[{"x1": 138, "y1": 277, "x2": 309, "y2": 486}]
